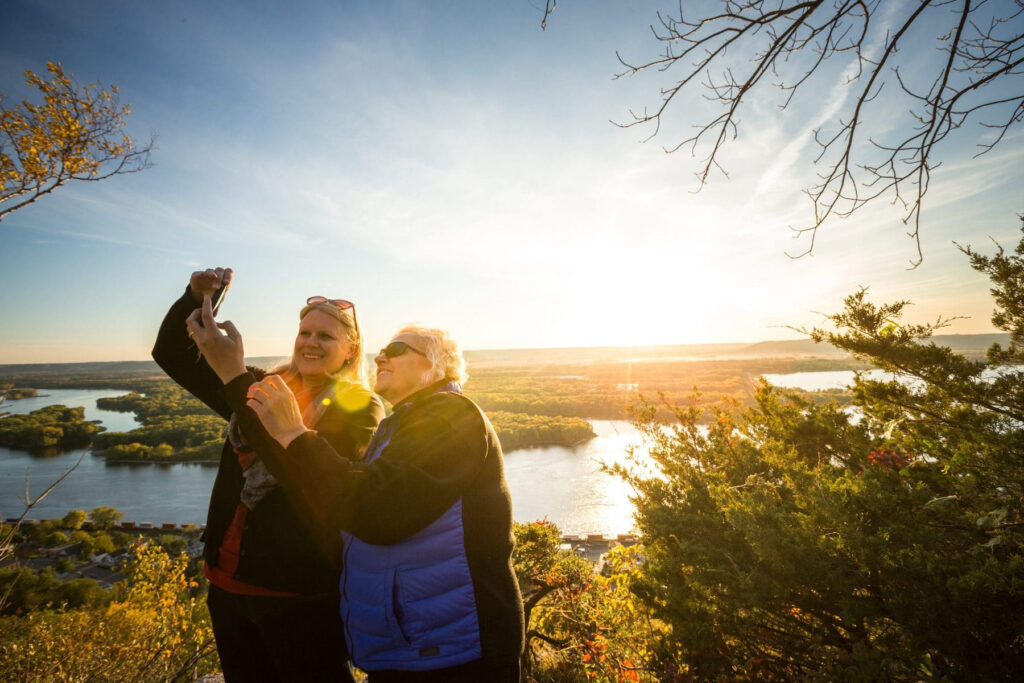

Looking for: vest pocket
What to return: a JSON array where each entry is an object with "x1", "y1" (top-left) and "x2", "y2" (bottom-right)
[{"x1": 384, "y1": 568, "x2": 412, "y2": 647}]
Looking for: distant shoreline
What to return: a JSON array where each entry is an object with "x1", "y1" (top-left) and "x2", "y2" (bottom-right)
[
  {"x1": 0, "y1": 332, "x2": 1009, "y2": 373},
  {"x1": 99, "y1": 457, "x2": 220, "y2": 466}
]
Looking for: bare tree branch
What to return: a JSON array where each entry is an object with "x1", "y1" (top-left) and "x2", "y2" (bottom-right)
[
  {"x1": 540, "y1": 0, "x2": 557, "y2": 30},
  {"x1": 598, "y1": 0, "x2": 1024, "y2": 264},
  {"x1": 0, "y1": 454, "x2": 84, "y2": 611}
]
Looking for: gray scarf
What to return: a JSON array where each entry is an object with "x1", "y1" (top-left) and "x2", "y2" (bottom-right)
[{"x1": 231, "y1": 380, "x2": 336, "y2": 509}]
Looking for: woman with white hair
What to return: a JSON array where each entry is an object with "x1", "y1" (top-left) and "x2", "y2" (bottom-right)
[{"x1": 190, "y1": 304, "x2": 525, "y2": 682}]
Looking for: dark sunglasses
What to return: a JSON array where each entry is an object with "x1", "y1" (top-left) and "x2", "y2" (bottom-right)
[
  {"x1": 380, "y1": 340, "x2": 425, "y2": 359},
  {"x1": 307, "y1": 296, "x2": 360, "y2": 336}
]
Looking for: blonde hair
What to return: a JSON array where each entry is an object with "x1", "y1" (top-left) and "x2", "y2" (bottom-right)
[
  {"x1": 396, "y1": 325, "x2": 468, "y2": 386},
  {"x1": 274, "y1": 302, "x2": 368, "y2": 387}
]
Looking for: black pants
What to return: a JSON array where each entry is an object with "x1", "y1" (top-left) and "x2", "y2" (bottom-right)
[
  {"x1": 367, "y1": 657, "x2": 521, "y2": 683},
  {"x1": 207, "y1": 584, "x2": 355, "y2": 683}
]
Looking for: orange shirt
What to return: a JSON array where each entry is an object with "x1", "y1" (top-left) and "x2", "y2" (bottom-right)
[
  {"x1": 205, "y1": 378, "x2": 320, "y2": 596},
  {"x1": 204, "y1": 503, "x2": 298, "y2": 597}
]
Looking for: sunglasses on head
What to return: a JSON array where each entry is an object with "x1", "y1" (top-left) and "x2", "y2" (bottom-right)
[
  {"x1": 307, "y1": 296, "x2": 360, "y2": 336},
  {"x1": 380, "y1": 340, "x2": 425, "y2": 358},
  {"x1": 307, "y1": 296, "x2": 354, "y2": 310}
]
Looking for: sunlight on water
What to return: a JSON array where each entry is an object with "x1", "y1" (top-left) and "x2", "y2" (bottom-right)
[
  {"x1": 0, "y1": 393, "x2": 681, "y2": 535},
  {"x1": 0, "y1": 422, "x2": 650, "y2": 535},
  {"x1": 5, "y1": 369, "x2": 1019, "y2": 531},
  {"x1": 763, "y1": 370, "x2": 864, "y2": 391},
  {"x1": 764, "y1": 366, "x2": 1020, "y2": 392},
  {"x1": 503, "y1": 420, "x2": 646, "y2": 536}
]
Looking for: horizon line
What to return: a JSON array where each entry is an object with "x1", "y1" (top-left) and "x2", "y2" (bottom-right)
[{"x1": 0, "y1": 332, "x2": 1010, "y2": 368}]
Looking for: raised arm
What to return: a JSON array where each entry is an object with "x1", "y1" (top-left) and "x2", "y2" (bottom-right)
[
  {"x1": 152, "y1": 268, "x2": 234, "y2": 418},
  {"x1": 224, "y1": 377, "x2": 487, "y2": 545},
  {"x1": 297, "y1": 396, "x2": 486, "y2": 544}
]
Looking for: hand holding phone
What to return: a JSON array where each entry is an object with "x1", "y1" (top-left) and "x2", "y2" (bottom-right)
[{"x1": 189, "y1": 267, "x2": 233, "y2": 325}]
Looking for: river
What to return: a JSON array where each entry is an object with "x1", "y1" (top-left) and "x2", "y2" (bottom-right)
[
  {"x1": 0, "y1": 389, "x2": 647, "y2": 535},
  {"x1": 762, "y1": 369, "x2": 882, "y2": 391},
  {"x1": 5, "y1": 369, "x2": 959, "y2": 534},
  {"x1": 763, "y1": 365, "x2": 1020, "y2": 392},
  {"x1": 1, "y1": 388, "x2": 141, "y2": 433}
]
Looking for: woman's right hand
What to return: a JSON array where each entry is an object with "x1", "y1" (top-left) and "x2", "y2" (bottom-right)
[
  {"x1": 246, "y1": 376, "x2": 309, "y2": 449},
  {"x1": 189, "y1": 267, "x2": 233, "y2": 303},
  {"x1": 186, "y1": 295, "x2": 247, "y2": 384}
]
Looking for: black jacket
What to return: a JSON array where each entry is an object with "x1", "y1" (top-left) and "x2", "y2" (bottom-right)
[
  {"x1": 223, "y1": 377, "x2": 525, "y2": 666},
  {"x1": 152, "y1": 288, "x2": 384, "y2": 593}
]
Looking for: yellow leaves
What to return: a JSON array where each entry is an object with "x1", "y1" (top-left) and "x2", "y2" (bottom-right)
[
  {"x1": 879, "y1": 318, "x2": 900, "y2": 337},
  {"x1": 0, "y1": 544, "x2": 216, "y2": 681},
  {"x1": 519, "y1": 528, "x2": 668, "y2": 681},
  {"x1": 1, "y1": 60, "x2": 152, "y2": 220}
]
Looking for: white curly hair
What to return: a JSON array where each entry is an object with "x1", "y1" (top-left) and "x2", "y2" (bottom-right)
[{"x1": 396, "y1": 325, "x2": 469, "y2": 386}]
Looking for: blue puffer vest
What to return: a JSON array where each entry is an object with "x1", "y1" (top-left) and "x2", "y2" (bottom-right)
[{"x1": 339, "y1": 382, "x2": 483, "y2": 671}]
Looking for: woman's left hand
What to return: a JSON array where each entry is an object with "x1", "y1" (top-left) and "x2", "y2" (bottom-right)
[{"x1": 247, "y1": 376, "x2": 309, "y2": 448}]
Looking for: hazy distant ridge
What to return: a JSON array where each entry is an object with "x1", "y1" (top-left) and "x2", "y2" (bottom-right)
[
  {"x1": 0, "y1": 356, "x2": 286, "y2": 381},
  {"x1": 0, "y1": 334, "x2": 1008, "y2": 380},
  {"x1": 740, "y1": 333, "x2": 1010, "y2": 357}
]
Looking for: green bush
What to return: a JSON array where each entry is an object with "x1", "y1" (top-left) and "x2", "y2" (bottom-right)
[
  {"x1": 0, "y1": 406, "x2": 101, "y2": 450},
  {"x1": 619, "y1": 223, "x2": 1024, "y2": 679},
  {"x1": 88, "y1": 507, "x2": 123, "y2": 531}
]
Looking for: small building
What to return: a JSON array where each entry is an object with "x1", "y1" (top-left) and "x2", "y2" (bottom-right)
[
  {"x1": 23, "y1": 557, "x2": 58, "y2": 572},
  {"x1": 40, "y1": 543, "x2": 77, "y2": 559},
  {"x1": 74, "y1": 564, "x2": 125, "y2": 589},
  {"x1": 91, "y1": 552, "x2": 127, "y2": 569}
]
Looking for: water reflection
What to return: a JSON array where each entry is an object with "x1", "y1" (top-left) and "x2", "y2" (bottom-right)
[
  {"x1": 6, "y1": 367, "x2": 1017, "y2": 532},
  {"x1": 764, "y1": 366, "x2": 1021, "y2": 392},
  {"x1": 0, "y1": 445, "x2": 215, "y2": 524},
  {"x1": 1, "y1": 420, "x2": 647, "y2": 536},
  {"x1": 504, "y1": 420, "x2": 644, "y2": 536},
  {"x1": 1, "y1": 390, "x2": 664, "y2": 535}
]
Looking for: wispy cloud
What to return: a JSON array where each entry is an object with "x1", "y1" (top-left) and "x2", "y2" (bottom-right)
[{"x1": 0, "y1": 0, "x2": 1017, "y2": 361}]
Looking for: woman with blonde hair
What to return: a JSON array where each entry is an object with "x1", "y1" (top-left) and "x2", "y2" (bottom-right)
[
  {"x1": 153, "y1": 267, "x2": 384, "y2": 682},
  {"x1": 191, "y1": 316, "x2": 525, "y2": 682}
]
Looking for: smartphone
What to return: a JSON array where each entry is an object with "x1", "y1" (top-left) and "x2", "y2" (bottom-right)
[
  {"x1": 196, "y1": 280, "x2": 229, "y2": 329},
  {"x1": 210, "y1": 281, "x2": 229, "y2": 316}
]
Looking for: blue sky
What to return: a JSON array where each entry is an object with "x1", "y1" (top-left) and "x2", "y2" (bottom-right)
[{"x1": 1, "y1": 0, "x2": 1021, "y2": 363}]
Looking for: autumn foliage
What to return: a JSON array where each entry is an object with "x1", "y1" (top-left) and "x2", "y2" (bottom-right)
[
  {"x1": 0, "y1": 62, "x2": 152, "y2": 221},
  {"x1": 0, "y1": 543, "x2": 216, "y2": 682},
  {"x1": 514, "y1": 521, "x2": 677, "y2": 681}
]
